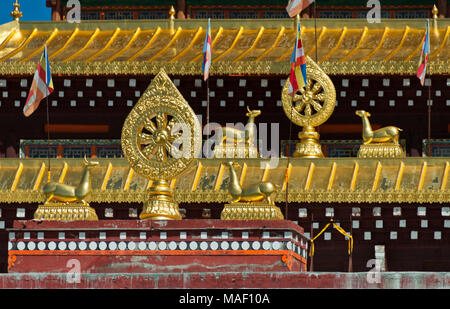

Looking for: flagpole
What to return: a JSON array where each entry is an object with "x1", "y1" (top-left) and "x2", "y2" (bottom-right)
[
  {"x1": 313, "y1": 0, "x2": 318, "y2": 63},
  {"x1": 46, "y1": 96, "x2": 51, "y2": 182},
  {"x1": 427, "y1": 66, "x2": 432, "y2": 157},
  {"x1": 286, "y1": 14, "x2": 300, "y2": 219}
]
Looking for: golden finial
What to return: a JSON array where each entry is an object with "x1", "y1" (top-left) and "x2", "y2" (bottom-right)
[
  {"x1": 169, "y1": 6, "x2": 176, "y2": 34},
  {"x1": 432, "y1": 4, "x2": 438, "y2": 19},
  {"x1": 10, "y1": 0, "x2": 23, "y2": 22},
  {"x1": 169, "y1": 6, "x2": 176, "y2": 20}
]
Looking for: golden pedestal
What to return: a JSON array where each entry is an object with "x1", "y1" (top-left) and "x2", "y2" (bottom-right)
[
  {"x1": 221, "y1": 203, "x2": 284, "y2": 220},
  {"x1": 294, "y1": 126, "x2": 324, "y2": 158},
  {"x1": 34, "y1": 203, "x2": 98, "y2": 221},
  {"x1": 358, "y1": 143, "x2": 405, "y2": 158},
  {"x1": 213, "y1": 144, "x2": 259, "y2": 159},
  {"x1": 140, "y1": 180, "x2": 181, "y2": 220}
]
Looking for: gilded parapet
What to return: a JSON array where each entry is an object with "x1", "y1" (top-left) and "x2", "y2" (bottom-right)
[{"x1": 1, "y1": 61, "x2": 449, "y2": 76}]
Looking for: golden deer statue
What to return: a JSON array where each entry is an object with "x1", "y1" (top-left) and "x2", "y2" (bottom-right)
[
  {"x1": 43, "y1": 157, "x2": 99, "y2": 205},
  {"x1": 355, "y1": 110, "x2": 402, "y2": 145},
  {"x1": 218, "y1": 106, "x2": 261, "y2": 146},
  {"x1": 224, "y1": 161, "x2": 276, "y2": 205}
]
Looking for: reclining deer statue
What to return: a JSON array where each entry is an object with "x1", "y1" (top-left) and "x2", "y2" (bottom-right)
[
  {"x1": 43, "y1": 156, "x2": 99, "y2": 205},
  {"x1": 224, "y1": 161, "x2": 276, "y2": 205},
  {"x1": 218, "y1": 106, "x2": 261, "y2": 146},
  {"x1": 355, "y1": 110, "x2": 402, "y2": 145}
]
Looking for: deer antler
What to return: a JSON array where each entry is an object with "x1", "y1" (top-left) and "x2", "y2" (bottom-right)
[
  {"x1": 83, "y1": 154, "x2": 88, "y2": 165},
  {"x1": 247, "y1": 106, "x2": 251, "y2": 113}
]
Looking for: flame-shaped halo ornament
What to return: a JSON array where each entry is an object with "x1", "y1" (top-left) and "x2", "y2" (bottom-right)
[
  {"x1": 281, "y1": 56, "x2": 336, "y2": 158},
  {"x1": 121, "y1": 69, "x2": 201, "y2": 220}
]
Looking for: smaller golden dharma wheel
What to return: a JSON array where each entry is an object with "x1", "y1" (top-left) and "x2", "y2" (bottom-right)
[
  {"x1": 121, "y1": 69, "x2": 201, "y2": 220},
  {"x1": 355, "y1": 110, "x2": 405, "y2": 158},
  {"x1": 281, "y1": 56, "x2": 336, "y2": 158}
]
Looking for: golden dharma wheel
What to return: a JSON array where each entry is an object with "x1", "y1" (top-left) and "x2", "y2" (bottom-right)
[
  {"x1": 121, "y1": 70, "x2": 202, "y2": 180},
  {"x1": 121, "y1": 70, "x2": 201, "y2": 220},
  {"x1": 281, "y1": 56, "x2": 336, "y2": 128}
]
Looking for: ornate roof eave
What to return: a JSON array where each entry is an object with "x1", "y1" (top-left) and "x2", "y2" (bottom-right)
[
  {"x1": 0, "y1": 19, "x2": 449, "y2": 76},
  {"x1": 0, "y1": 60, "x2": 449, "y2": 76},
  {"x1": 0, "y1": 157, "x2": 448, "y2": 204}
]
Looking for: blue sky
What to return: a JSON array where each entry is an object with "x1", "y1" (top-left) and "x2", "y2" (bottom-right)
[{"x1": 0, "y1": 0, "x2": 51, "y2": 25}]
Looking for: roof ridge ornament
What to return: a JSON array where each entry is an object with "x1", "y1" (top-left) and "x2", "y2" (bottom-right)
[
  {"x1": 10, "y1": 0, "x2": 23, "y2": 22},
  {"x1": 281, "y1": 56, "x2": 336, "y2": 158},
  {"x1": 121, "y1": 69, "x2": 201, "y2": 220}
]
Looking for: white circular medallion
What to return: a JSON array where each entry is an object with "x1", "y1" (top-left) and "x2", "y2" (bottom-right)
[
  {"x1": 209, "y1": 241, "x2": 218, "y2": 250},
  {"x1": 138, "y1": 242, "x2": 147, "y2": 250},
  {"x1": 78, "y1": 241, "x2": 87, "y2": 250},
  {"x1": 220, "y1": 241, "x2": 229, "y2": 250},
  {"x1": 200, "y1": 241, "x2": 208, "y2": 250},
  {"x1": 118, "y1": 241, "x2": 127, "y2": 250},
  {"x1": 272, "y1": 241, "x2": 281, "y2": 250},
  {"x1": 178, "y1": 241, "x2": 187, "y2": 250},
  {"x1": 241, "y1": 241, "x2": 250, "y2": 250},
  {"x1": 128, "y1": 242, "x2": 136, "y2": 250},
  {"x1": 68, "y1": 241, "x2": 77, "y2": 251},
  {"x1": 88, "y1": 241, "x2": 97, "y2": 250},
  {"x1": 158, "y1": 242, "x2": 167, "y2": 250},
  {"x1": 231, "y1": 241, "x2": 240, "y2": 250},
  {"x1": 48, "y1": 241, "x2": 57, "y2": 250},
  {"x1": 168, "y1": 241, "x2": 177, "y2": 250},
  {"x1": 98, "y1": 241, "x2": 107, "y2": 250},
  {"x1": 17, "y1": 241, "x2": 26, "y2": 250},
  {"x1": 189, "y1": 241, "x2": 198, "y2": 250},
  {"x1": 148, "y1": 242, "x2": 157, "y2": 250},
  {"x1": 27, "y1": 242, "x2": 36, "y2": 250},
  {"x1": 37, "y1": 241, "x2": 46, "y2": 250},
  {"x1": 262, "y1": 241, "x2": 271, "y2": 250},
  {"x1": 8, "y1": 242, "x2": 12, "y2": 251},
  {"x1": 252, "y1": 241, "x2": 261, "y2": 250},
  {"x1": 108, "y1": 242, "x2": 117, "y2": 250},
  {"x1": 58, "y1": 242, "x2": 67, "y2": 250}
]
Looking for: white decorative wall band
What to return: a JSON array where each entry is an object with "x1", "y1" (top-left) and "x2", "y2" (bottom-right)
[{"x1": 8, "y1": 240, "x2": 308, "y2": 258}]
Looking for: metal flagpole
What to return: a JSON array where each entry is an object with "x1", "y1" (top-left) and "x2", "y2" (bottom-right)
[
  {"x1": 314, "y1": 0, "x2": 318, "y2": 63},
  {"x1": 46, "y1": 96, "x2": 51, "y2": 182},
  {"x1": 286, "y1": 15, "x2": 300, "y2": 219},
  {"x1": 427, "y1": 68, "x2": 432, "y2": 157}
]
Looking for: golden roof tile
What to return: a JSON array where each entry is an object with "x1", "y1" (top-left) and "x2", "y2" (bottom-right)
[{"x1": 0, "y1": 19, "x2": 448, "y2": 75}]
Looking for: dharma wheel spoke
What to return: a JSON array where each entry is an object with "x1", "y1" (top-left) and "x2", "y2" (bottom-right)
[
  {"x1": 156, "y1": 146, "x2": 166, "y2": 162},
  {"x1": 138, "y1": 132, "x2": 154, "y2": 145},
  {"x1": 156, "y1": 112, "x2": 167, "y2": 130},
  {"x1": 165, "y1": 118, "x2": 176, "y2": 134},
  {"x1": 142, "y1": 143, "x2": 157, "y2": 158},
  {"x1": 311, "y1": 82, "x2": 322, "y2": 94},
  {"x1": 144, "y1": 118, "x2": 156, "y2": 134},
  {"x1": 314, "y1": 93, "x2": 325, "y2": 102},
  {"x1": 311, "y1": 100, "x2": 323, "y2": 113},
  {"x1": 295, "y1": 101, "x2": 306, "y2": 113},
  {"x1": 169, "y1": 131, "x2": 183, "y2": 143},
  {"x1": 305, "y1": 104, "x2": 312, "y2": 116}
]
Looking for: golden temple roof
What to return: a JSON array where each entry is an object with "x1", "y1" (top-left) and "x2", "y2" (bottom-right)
[
  {"x1": 0, "y1": 157, "x2": 448, "y2": 204},
  {"x1": 0, "y1": 19, "x2": 449, "y2": 75}
]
